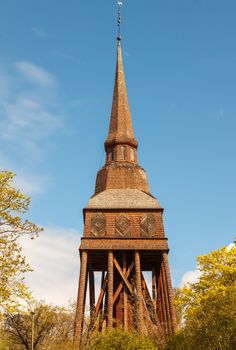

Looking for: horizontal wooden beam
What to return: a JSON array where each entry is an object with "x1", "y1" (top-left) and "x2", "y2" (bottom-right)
[{"x1": 80, "y1": 238, "x2": 169, "y2": 251}]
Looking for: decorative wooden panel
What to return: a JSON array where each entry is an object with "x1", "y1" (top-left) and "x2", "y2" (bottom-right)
[
  {"x1": 115, "y1": 214, "x2": 131, "y2": 237},
  {"x1": 140, "y1": 213, "x2": 157, "y2": 237},
  {"x1": 91, "y1": 213, "x2": 106, "y2": 237}
]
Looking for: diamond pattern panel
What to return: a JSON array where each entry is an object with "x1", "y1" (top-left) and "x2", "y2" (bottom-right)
[
  {"x1": 91, "y1": 213, "x2": 106, "y2": 237},
  {"x1": 140, "y1": 213, "x2": 157, "y2": 237},
  {"x1": 115, "y1": 214, "x2": 131, "y2": 237}
]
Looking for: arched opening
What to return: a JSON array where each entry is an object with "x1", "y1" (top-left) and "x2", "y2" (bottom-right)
[
  {"x1": 120, "y1": 146, "x2": 125, "y2": 160},
  {"x1": 130, "y1": 148, "x2": 134, "y2": 162}
]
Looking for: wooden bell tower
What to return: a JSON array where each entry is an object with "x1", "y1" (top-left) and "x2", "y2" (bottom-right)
[{"x1": 74, "y1": 3, "x2": 177, "y2": 346}]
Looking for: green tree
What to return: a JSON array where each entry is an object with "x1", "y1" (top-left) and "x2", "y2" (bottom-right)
[
  {"x1": 42, "y1": 302, "x2": 76, "y2": 350},
  {"x1": 5, "y1": 301, "x2": 75, "y2": 350},
  {"x1": 87, "y1": 328, "x2": 158, "y2": 350},
  {"x1": 0, "y1": 171, "x2": 42, "y2": 317},
  {"x1": 167, "y1": 244, "x2": 236, "y2": 350}
]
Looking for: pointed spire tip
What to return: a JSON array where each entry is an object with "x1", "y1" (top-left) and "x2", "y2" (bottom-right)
[{"x1": 117, "y1": 1, "x2": 122, "y2": 43}]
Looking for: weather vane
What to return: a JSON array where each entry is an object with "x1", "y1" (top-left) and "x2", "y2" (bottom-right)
[{"x1": 117, "y1": 1, "x2": 123, "y2": 42}]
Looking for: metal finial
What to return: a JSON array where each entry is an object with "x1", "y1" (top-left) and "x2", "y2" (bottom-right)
[{"x1": 117, "y1": 1, "x2": 123, "y2": 42}]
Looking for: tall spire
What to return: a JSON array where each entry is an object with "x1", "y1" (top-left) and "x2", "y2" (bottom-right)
[
  {"x1": 105, "y1": 44, "x2": 138, "y2": 150},
  {"x1": 105, "y1": 2, "x2": 138, "y2": 162},
  {"x1": 94, "y1": 0, "x2": 151, "y2": 195}
]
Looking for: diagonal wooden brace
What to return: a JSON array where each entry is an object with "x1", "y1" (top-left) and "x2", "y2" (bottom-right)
[
  {"x1": 113, "y1": 260, "x2": 134, "y2": 304},
  {"x1": 114, "y1": 257, "x2": 133, "y2": 294},
  {"x1": 141, "y1": 272, "x2": 159, "y2": 314},
  {"x1": 95, "y1": 273, "x2": 108, "y2": 314},
  {"x1": 141, "y1": 272, "x2": 162, "y2": 329}
]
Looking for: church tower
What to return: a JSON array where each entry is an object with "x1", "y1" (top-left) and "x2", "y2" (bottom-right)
[{"x1": 74, "y1": 3, "x2": 177, "y2": 346}]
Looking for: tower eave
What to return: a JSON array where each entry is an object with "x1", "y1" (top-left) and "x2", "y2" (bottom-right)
[{"x1": 85, "y1": 189, "x2": 162, "y2": 210}]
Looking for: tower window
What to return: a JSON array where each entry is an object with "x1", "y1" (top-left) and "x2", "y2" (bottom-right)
[
  {"x1": 130, "y1": 148, "x2": 134, "y2": 162},
  {"x1": 120, "y1": 146, "x2": 125, "y2": 160},
  {"x1": 109, "y1": 151, "x2": 114, "y2": 161}
]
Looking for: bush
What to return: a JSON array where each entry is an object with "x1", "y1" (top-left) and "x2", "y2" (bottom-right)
[
  {"x1": 86, "y1": 328, "x2": 158, "y2": 350},
  {"x1": 165, "y1": 331, "x2": 189, "y2": 350}
]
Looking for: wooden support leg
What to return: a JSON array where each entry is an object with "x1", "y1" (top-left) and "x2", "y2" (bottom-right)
[
  {"x1": 158, "y1": 275, "x2": 163, "y2": 326},
  {"x1": 98, "y1": 271, "x2": 105, "y2": 331},
  {"x1": 74, "y1": 251, "x2": 88, "y2": 346},
  {"x1": 123, "y1": 253, "x2": 128, "y2": 331},
  {"x1": 101, "y1": 271, "x2": 105, "y2": 294},
  {"x1": 152, "y1": 268, "x2": 157, "y2": 311},
  {"x1": 103, "y1": 285, "x2": 108, "y2": 332},
  {"x1": 107, "y1": 251, "x2": 114, "y2": 330},
  {"x1": 89, "y1": 267, "x2": 95, "y2": 319},
  {"x1": 100, "y1": 271, "x2": 105, "y2": 313},
  {"x1": 161, "y1": 263, "x2": 172, "y2": 334},
  {"x1": 156, "y1": 266, "x2": 165, "y2": 328},
  {"x1": 162, "y1": 253, "x2": 178, "y2": 332},
  {"x1": 134, "y1": 251, "x2": 145, "y2": 334}
]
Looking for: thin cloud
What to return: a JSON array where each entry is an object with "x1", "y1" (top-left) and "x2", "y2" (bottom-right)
[
  {"x1": 32, "y1": 27, "x2": 47, "y2": 38},
  {"x1": 0, "y1": 61, "x2": 65, "y2": 199},
  {"x1": 179, "y1": 269, "x2": 201, "y2": 288},
  {"x1": 13, "y1": 172, "x2": 45, "y2": 195},
  {"x1": 1, "y1": 96, "x2": 62, "y2": 142},
  {"x1": 209, "y1": 108, "x2": 225, "y2": 119},
  {"x1": 52, "y1": 49, "x2": 77, "y2": 62},
  {"x1": 215, "y1": 108, "x2": 224, "y2": 118},
  {"x1": 0, "y1": 153, "x2": 45, "y2": 195},
  {"x1": 21, "y1": 226, "x2": 81, "y2": 306},
  {"x1": 15, "y1": 61, "x2": 55, "y2": 87},
  {"x1": 0, "y1": 62, "x2": 64, "y2": 157},
  {"x1": 179, "y1": 242, "x2": 234, "y2": 288},
  {"x1": 226, "y1": 242, "x2": 235, "y2": 251},
  {"x1": 124, "y1": 51, "x2": 131, "y2": 57},
  {"x1": 0, "y1": 70, "x2": 11, "y2": 100}
]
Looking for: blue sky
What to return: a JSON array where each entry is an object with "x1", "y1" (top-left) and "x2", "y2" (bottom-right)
[{"x1": 0, "y1": 0, "x2": 235, "y2": 304}]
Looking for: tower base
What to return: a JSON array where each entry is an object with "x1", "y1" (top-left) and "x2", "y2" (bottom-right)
[{"x1": 74, "y1": 246, "x2": 177, "y2": 347}]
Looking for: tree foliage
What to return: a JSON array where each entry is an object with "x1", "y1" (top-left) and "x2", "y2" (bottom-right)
[
  {"x1": 86, "y1": 328, "x2": 158, "y2": 350},
  {"x1": 167, "y1": 244, "x2": 236, "y2": 350},
  {"x1": 0, "y1": 171, "x2": 42, "y2": 316},
  {"x1": 4, "y1": 301, "x2": 75, "y2": 350}
]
